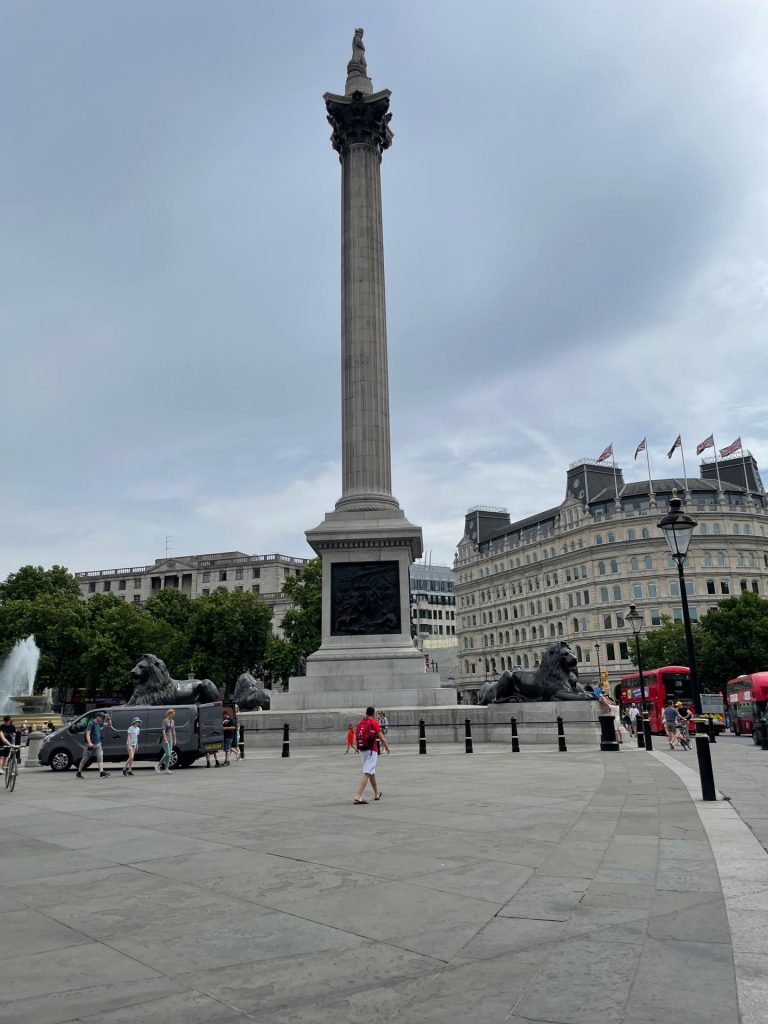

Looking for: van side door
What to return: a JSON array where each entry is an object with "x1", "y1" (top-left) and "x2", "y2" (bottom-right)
[{"x1": 198, "y1": 704, "x2": 224, "y2": 753}]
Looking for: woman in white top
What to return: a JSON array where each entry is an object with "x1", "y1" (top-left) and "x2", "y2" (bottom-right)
[
  {"x1": 598, "y1": 689, "x2": 623, "y2": 743},
  {"x1": 122, "y1": 716, "x2": 142, "y2": 776}
]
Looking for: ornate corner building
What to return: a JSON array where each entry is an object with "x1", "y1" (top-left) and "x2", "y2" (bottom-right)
[{"x1": 454, "y1": 453, "x2": 768, "y2": 702}]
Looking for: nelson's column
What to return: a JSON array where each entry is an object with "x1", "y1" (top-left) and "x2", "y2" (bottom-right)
[{"x1": 278, "y1": 31, "x2": 446, "y2": 710}]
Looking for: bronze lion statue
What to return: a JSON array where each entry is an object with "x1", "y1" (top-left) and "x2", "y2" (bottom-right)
[
  {"x1": 478, "y1": 642, "x2": 595, "y2": 704},
  {"x1": 233, "y1": 672, "x2": 272, "y2": 711},
  {"x1": 127, "y1": 654, "x2": 220, "y2": 706}
]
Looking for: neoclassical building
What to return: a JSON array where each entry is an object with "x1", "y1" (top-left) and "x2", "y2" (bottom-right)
[
  {"x1": 454, "y1": 454, "x2": 768, "y2": 702},
  {"x1": 75, "y1": 550, "x2": 310, "y2": 634}
]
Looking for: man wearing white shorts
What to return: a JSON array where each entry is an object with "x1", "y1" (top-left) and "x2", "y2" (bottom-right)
[{"x1": 354, "y1": 706, "x2": 390, "y2": 805}]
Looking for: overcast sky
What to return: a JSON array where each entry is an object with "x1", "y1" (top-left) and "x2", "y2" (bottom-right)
[{"x1": 1, "y1": 0, "x2": 766, "y2": 579}]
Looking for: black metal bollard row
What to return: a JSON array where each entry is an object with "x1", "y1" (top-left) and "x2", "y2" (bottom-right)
[
  {"x1": 281, "y1": 722, "x2": 290, "y2": 758},
  {"x1": 557, "y1": 716, "x2": 567, "y2": 753},
  {"x1": 510, "y1": 716, "x2": 520, "y2": 753},
  {"x1": 464, "y1": 718, "x2": 474, "y2": 754},
  {"x1": 418, "y1": 718, "x2": 427, "y2": 755},
  {"x1": 695, "y1": 733, "x2": 716, "y2": 801},
  {"x1": 643, "y1": 715, "x2": 653, "y2": 752},
  {"x1": 599, "y1": 714, "x2": 620, "y2": 752}
]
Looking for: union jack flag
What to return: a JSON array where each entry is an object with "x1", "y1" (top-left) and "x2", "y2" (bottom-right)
[
  {"x1": 696, "y1": 434, "x2": 714, "y2": 456},
  {"x1": 667, "y1": 435, "x2": 681, "y2": 459},
  {"x1": 597, "y1": 443, "x2": 613, "y2": 463},
  {"x1": 719, "y1": 437, "x2": 741, "y2": 458},
  {"x1": 634, "y1": 438, "x2": 646, "y2": 460}
]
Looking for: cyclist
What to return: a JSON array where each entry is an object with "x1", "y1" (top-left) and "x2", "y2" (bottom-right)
[{"x1": 0, "y1": 716, "x2": 15, "y2": 771}]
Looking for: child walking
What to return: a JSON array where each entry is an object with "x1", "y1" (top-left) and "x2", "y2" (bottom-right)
[
  {"x1": 345, "y1": 723, "x2": 355, "y2": 754},
  {"x1": 122, "y1": 716, "x2": 142, "y2": 776}
]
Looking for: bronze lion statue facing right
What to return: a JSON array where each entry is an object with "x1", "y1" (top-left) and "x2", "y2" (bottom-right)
[{"x1": 477, "y1": 641, "x2": 595, "y2": 704}]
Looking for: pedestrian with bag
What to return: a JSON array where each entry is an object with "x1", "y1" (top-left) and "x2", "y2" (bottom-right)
[
  {"x1": 75, "y1": 712, "x2": 111, "y2": 780},
  {"x1": 156, "y1": 709, "x2": 176, "y2": 774},
  {"x1": 353, "y1": 706, "x2": 389, "y2": 805}
]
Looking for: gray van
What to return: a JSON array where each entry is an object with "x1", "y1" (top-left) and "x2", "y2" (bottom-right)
[{"x1": 38, "y1": 702, "x2": 224, "y2": 771}]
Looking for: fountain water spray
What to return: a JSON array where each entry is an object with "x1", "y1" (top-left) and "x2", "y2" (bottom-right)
[{"x1": 0, "y1": 636, "x2": 41, "y2": 714}]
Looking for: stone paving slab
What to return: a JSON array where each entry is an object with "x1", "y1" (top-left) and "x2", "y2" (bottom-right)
[{"x1": 0, "y1": 746, "x2": 750, "y2": 1023}]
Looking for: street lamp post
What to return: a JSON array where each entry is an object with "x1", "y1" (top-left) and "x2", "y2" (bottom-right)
[
  {"x1": 658, "y1": 492, "x2": 716, "y2": 801},
  {"x1": 626, "y1": 603, "x2": 648, "y2": 749},
  {"x1": 594, "y1": 641, "x2": 602, "y2": 692}
]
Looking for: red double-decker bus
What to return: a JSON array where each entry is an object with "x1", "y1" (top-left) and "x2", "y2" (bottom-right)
[
  {"x1": 727, "y1": 673, "x2": 768, "y2": 741},
  {"x1": 618, "y1": 666, "x2": 694, "y2": 734}
]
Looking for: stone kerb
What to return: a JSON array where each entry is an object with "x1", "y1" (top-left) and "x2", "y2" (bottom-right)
[{"x1": 238, "y1": 700, "x2": 600, "y2": 749}]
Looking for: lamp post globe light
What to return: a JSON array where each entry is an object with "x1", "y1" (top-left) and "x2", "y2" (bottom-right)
[{"x1": 657, "y1": 492, "x2": 702, "y2": 716}]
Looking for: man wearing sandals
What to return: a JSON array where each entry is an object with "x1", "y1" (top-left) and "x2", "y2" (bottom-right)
[{"x1": 353, "y1": 706, "x2": 389, "y2": 805}]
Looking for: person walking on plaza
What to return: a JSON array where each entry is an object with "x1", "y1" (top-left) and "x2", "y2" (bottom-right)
[
  {"x1": 156, "y1": 709, "x2": 176, "y2": 773},
  {"x1": 222, "y1": 711, "x2": 237, "y2": 765},
  {"x1": 628, "y1": 703, "x2": 640, "y2": 737},
  {"x1": 344, "y1": 723, "x2": 355, "y2": 754},
  {"x1": 662, "y1": 700, "x2": 679, "y2": 750},
  {"x1": 353, "y1": 706, "x2": 389, "y2": 805},
  {"x1": 122, "y1": 716, "x2": 142, "y2": 776},
  {"x1": 75, "y1": 712, "x2": 111, "y2": 779},
  {"x1": 598, "y1": 689, "x2": 623, "y2": 743}
]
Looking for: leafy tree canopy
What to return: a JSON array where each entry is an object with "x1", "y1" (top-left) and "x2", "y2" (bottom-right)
[
  {"x1": 698, "y1": 591, "x2": 768, "y2": 689},
  {"x1": 633, "y1": 616, "x2": 690, "y2": 674},
  {"x1": 187, "y1": 588, "x2": 272, "y2": 690},
  {"x1": 281, "y1": 558, "x2": 322, "y2": 659},
  {"x1": 0, "y1": 564, "x2": 81, "y2": 603}
]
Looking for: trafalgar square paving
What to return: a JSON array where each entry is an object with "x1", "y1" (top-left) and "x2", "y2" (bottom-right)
[{"x1": 1, "y1": 739, "x2": 766, "y2": 1024}]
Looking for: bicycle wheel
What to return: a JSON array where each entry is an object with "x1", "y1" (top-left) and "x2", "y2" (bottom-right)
[
  {"x1": 4, "y1": 761, "x2": 11, "y2": 790},
  {"x1": 7, "y1": 759, "x2": 17, "y2": 792}
]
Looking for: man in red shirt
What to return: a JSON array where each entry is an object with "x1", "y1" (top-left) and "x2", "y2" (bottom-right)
[{"x1": 353, "y1": 706, "x2": 389, "y2": 804}]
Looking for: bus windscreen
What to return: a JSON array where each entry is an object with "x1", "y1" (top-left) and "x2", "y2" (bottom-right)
[{"x1": 662, "y1": 671, "x2": 693, "y2": 700}]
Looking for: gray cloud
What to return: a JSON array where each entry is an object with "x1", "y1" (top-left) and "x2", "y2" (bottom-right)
[{"x1": 1, "y1": 1, "x2": 766, "y2": 576}]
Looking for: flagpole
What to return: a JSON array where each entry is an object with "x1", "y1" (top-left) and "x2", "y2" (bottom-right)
[
  {"x1": 679, "y1": 436, "x2": 689, "y2": 498},
  {"x1": 739, "y1": 439, "x2": 751, "y2": 499},
  {"x1": 712, "y1": 435, "x2": 723, "y2": 493},
  {"x1": 645, "y1": 443, "x2": 655, "y2": 505},
  {"x1": 612, "y1": 448, "x2": 621, "y2": 509}
]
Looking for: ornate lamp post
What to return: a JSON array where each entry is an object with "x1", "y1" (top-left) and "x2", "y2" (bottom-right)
[
  {"x1": 656, "y1": 493, "x2": 701, "y2": 714},
  {"x1": 626, "y1": 603, "x2": 648, "y2": 749},
  {"x1": 658, "y1": 492, "x2": 716, "y2": 800}
]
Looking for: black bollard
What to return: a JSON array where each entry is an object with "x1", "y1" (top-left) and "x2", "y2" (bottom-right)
[
  {"x1": 636, "y1": 714, "x2": 645, "y2": 749},
  {"x1": 238, "y1": 723, "x2": 245, "y2": 759},
  {"x1": 418, "y1": 718, "x2": 427, "y2": 755},
  {"x1": 643, "y1": 714, "x2": 653, "y2": 752},
  {"x1": 510, "y1": 717, "x2": 520, "y2": 753},
  {"x1": 707, "y1": 715, "x2": 717, "y2": 743},
  {"x1": 695, "y1": 734, "x2": 716, "y2": 801},
  {"x1": 464, "y1": 718, "x2": 473, "y2": 754},
  {"x1": 557, "y1": 716, "x2": 567, "y2": 752},
  {"x1": 760, "y1": 719, "x2": 768, "y2": 752},
  {"x1": 281, "y1": 722, "x2": 290, "y2": 758},
  {"x1": 599, "y1": 714, "x2": 620, "y2": 752}
]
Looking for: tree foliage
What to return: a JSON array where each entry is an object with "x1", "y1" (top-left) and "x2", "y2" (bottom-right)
[
  {"x1": 0, "y1": 564, "x2": 81, "y2": 603},
  {"x1": 186, "y1": 588, "x2": 272, "y2": 691},
  {"x1": 633, "y1": 616, "x2": 690, "y2": 674},
  {"x1": 697, "y1": 592, "x2": 768, "y2": 689},
  {"x1": 281, "y1": 558, "x2": 322, "y2": 659}
]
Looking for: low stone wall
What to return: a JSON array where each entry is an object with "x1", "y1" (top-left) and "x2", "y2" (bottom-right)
[{"x1": 238, "y1": 701, "x2": 601, "y2": 750}]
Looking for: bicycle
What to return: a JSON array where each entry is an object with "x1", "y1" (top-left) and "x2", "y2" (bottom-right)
[{"x1": 3, "y1": 746, "x2": 20, "y2": 793}]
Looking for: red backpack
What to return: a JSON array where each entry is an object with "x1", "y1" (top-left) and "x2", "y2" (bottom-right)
[{"x1": 355, "y1": 717, "x2": 377, "y2": 752}]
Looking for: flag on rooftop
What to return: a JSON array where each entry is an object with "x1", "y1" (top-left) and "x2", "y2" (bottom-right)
[
  {"x1": 597, "y1": 443, "x2": 613, "y2": 463},
  {"x1": 719, "y1": 437, "x2": 741, "y2": 458},
  {"x1": 696, "y1": 434, "x2": 715, "y2": 456},
  {"x1": 667, "y1": 435, "x2": 681, "y2": 459},
  {"x1": 634, "y1": 438, "x2": 646, "y2": 460}
]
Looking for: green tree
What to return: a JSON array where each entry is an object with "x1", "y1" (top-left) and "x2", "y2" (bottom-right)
[
  {"x1": 633, "y1": 615, "x2": 691, "y2": 672},
  {"x1": 0, "y1": 592, "x2": 88, "y2": 692},
  {"x1": 79, "y1": 593, "x2": 181, "y2": 697},
  {"x1": 0, "y1": 564, "x2": 81, "y2": 603},
  {"x1": 186, "y1": 588, "x2": 272, "y2": 691},
  {"x1": 697, "y1": 591, "x2": 768, "y2": 690},
  {"x1": 143, "y1": 589, "x2": 192, "y2": 673},
  {"x1": 262, "y1": 634, "x2": 300, "y2": 686},
  {"x1": 281, "y1": 558, "x2": 322, "y2": 659}
]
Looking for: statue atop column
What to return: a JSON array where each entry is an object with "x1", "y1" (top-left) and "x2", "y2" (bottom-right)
[{"x1": 345, "y1": 26, "x2": 372, "y2": 96}]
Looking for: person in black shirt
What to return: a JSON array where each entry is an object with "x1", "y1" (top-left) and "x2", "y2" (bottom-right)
[{"x1": 0, "y1": 716, "x2": 16, "y2": 770}]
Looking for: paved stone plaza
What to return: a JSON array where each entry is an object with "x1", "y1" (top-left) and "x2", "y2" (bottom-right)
[{"x1": 1, "y1": 740, "x2": 766, "y2": 1023}]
